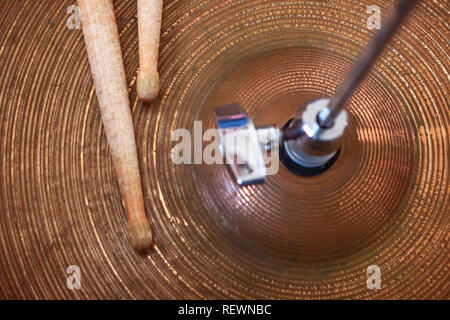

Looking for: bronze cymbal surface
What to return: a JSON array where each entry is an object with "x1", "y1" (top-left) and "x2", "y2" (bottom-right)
[{"x1": 0, "y1": 0, "x2": 448, "y2": 299}]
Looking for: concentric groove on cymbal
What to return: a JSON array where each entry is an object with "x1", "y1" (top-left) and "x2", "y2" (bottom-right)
[{"x1": 0, "y1": 0, "x2": 448, "y2": 299}]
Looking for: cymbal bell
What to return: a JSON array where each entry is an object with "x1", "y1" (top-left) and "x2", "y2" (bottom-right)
[{"x1": 0, "y1": 0, "x2": 448, "y2": 299}]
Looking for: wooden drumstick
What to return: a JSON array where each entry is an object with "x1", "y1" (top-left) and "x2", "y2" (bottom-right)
[
  {"x1": 137, "y1": 0, "x2": 163, "y2": 102},
  {"x1": 77, "y1": 0, "x2": 153, "y2": 251}
]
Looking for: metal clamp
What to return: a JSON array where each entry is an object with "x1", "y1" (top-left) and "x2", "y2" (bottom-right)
[
  {"x1": 214, "y1": 104, "x2": 279, "y2": 186},
  {"x1": 214, "y1": 99, "x2": 347, "y2": 185}
]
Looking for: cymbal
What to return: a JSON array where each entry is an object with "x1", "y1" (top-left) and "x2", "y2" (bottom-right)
[{"x1": 0, "y1": 0, "x2": 448, "y2": 299}]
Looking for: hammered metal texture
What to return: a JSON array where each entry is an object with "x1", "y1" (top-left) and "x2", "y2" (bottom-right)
[{"x1": 0, "y1": 0, "x2": 448, "y2": 299}]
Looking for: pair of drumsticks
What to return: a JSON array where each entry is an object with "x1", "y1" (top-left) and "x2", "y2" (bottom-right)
[{"x1": 77, "y1": 0, "x2": 162, "y2": 251}]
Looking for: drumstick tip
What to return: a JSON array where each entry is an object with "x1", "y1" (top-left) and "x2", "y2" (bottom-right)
[
  {"x1": 128, "y1": 219, "x2": 153, "y2": 251},
  {"x1": 137, "y1": 70, "x2": 160, "y2": 103}
]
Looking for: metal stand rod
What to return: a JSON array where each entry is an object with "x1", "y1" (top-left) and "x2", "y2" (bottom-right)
[
  {"x1": 283, "y1": 0, "x2": 418, "y2": 141},
  {"x1": 318, "y1": 0, "x2": 418, "y2": 128}
]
